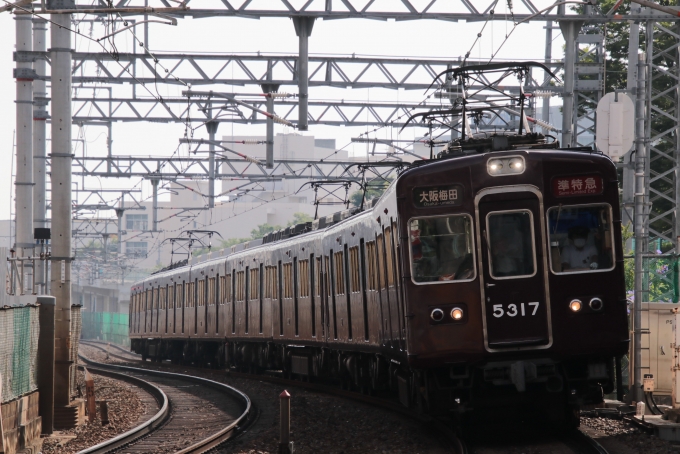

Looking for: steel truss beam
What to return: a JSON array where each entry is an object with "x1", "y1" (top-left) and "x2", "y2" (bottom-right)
[
  {"x1": 70, "y1": 96, "x2": 517, "y2": 127},
  {"x1": 69, "y1": 155, "x2": 385, "y2": 181},
  {"x1": 19, "y1": 51, "x2": 564, "y2": 91}
]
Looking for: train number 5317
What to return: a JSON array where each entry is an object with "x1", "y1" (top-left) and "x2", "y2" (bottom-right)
[{"x1": 492, "y1": 302, "x2": 540, "y2": 318}]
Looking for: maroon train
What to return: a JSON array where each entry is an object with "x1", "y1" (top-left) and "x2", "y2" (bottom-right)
[{"x1": 129, "y1": 136, "x2": 628, "y2": 423}]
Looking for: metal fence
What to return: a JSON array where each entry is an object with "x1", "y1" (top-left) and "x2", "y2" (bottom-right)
[
  {"x1": 81, "y1": 312, "x2": 129, "y2": 347},
  {"x1": 70, "y1": 305, "x2": 82, "y2": 396},
  {"x1": 0, "y1": 305, "x2": 40, "y2": 403}
]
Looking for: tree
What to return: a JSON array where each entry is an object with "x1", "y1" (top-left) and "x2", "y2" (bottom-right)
[
  {"x1": 349, "y1": 180, "x2": 391, "y2": 208},
  {"x1": 250, "y1": 223, "x2": 282, "y2": 239},
  {"x1": 287, "y1": 212, "x2": 313, "y2": 226}
]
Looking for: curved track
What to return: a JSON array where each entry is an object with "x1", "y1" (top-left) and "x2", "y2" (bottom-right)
[
  {"x1": 80, "y1": 340, "x2": 608, "y2": 453},
  {"x1": 77, "y1": 352, "x2": 253, "y2": 454}
]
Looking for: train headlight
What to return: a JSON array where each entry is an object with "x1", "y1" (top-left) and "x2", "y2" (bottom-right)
[
  {"x1": 450, "y1": 307, "x2": 464, "y2": 321},
  {"x1": 569, "y1": 299, "x2": 582, "y2": 312},
  {"x1": 509, "y1": 158, "x2": 524, "y2": 171},
  {"x1": 430, "y1": 308, "x2": 445, "y2": 322},
  {"x1": 589, "y1": 298, "x2": 603, "y2": 311},
  {"x1": 488, "y1": 160, "x2": 503, "y2": 174},
  {"x1": 487, "y1": 156, "x2": 525, "y2": 176}
]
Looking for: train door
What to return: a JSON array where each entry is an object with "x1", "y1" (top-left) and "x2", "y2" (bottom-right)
[{"x1": 476, "y1": 187, "x2": 552, "y2": 351}]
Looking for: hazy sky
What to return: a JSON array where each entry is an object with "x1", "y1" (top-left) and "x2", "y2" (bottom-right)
[{"x1": 0, "y1": 1, "x2": 564, "y2": 222}]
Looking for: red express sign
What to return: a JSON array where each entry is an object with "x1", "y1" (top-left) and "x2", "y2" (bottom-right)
[{"x1": 552, "y1": 175, "x2": 603, "y2": 197}]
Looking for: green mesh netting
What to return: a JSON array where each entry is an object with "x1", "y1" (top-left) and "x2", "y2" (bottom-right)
[
  {"x1": 0, "y1": 306, "x2": 39, "y2": 403},
  {"x1": 81, "y1": 311, "x2": 130, "y2": 347}
]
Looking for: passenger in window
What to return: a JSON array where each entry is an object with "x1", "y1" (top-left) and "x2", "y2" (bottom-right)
[
  {"x1": 491, "y1": 233, "x2": 522, "y2": 276},
  {"x1": 561, "y1": 226, "x2": 599, "y2": 271}
]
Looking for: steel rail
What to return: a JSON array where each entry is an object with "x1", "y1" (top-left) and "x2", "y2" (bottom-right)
[
  {"x1": 80, "y1": 341, "x2": 464, "y2": 453},
  {"x1": 78, "y1": 353, "x2": 253, "y2": 454},
  {"x1": 75, "y1": 365, "x2": 170, "y2": 454}
]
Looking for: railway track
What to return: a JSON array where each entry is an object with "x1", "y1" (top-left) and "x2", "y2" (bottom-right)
[
  {"x1": 80, "y1": 340, "x2": 608, "y2": 454},
  {"x1": 77, "y1": 352, "x2": 253, "y2": 454}
]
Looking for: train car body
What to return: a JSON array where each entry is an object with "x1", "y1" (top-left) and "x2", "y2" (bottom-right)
[{"x1": 130, "y1": 144, "x2": 628, "y2": 423}]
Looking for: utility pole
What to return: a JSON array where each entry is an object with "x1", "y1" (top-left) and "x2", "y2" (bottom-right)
[
  {"x1": 633, "y1": 52, "x2": 648, "y2": 405},
  {"x1": 50, "y1": 11, "x2": 73, "y2": 410},
  {"x1": 262, "y1": 60, "x2": 280, "y2": 169},
  {"x1": 205, "y1": 120, "x2": 218, "y2": 208},
  {"x1": 559, "y1": 13, "x2": 581, "y2": 147},
  {"x1": 15, "y1": 12, "x2": 34, "y2": 293},
  {"x1": 542, "y1": 21, "x2": 552, "y2": 130},
  {"x1": 33, "y1": 17, "x2": 48, "y2": 295},
  {"x1": 293, "y1": 17, "x2": 314, "y2": 131}
]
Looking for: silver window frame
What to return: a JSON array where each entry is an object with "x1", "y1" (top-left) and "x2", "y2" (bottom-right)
[
  {"x1": 485, "y1": 209, "x2": 538, "y2": 280},
  {"x1": 407, "y1": 213, "x2": 477, "y2": 286},
  {"x1": 546, "y1": 203, "x2": 616, "y2": 275}
]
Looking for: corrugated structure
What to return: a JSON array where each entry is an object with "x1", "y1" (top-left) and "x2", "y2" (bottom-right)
[
  {"x1": 0, "y1": 305, "x2": 40, "y2": 403},
  {"x1": 70, "y1": 305, "x2": 82, "y2": 396},
  {"x1": 81, "y1": 311, "x2": 129, "y2": 347}
]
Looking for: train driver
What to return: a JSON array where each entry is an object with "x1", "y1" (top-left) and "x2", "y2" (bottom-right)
[{"x1": 561, "y1": 226, "x2": 598, "y2": 271}]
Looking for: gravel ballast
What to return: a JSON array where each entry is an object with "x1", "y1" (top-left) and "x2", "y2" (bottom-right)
[{"x1": 42, "y1": 369, "x2": 153, "y2": 454}]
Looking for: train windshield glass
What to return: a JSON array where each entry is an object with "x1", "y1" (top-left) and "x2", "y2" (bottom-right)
[
  {"x1": 487, "y1": 210, "x2": 536, "y2": 279},
  {"x1": 409, "y1": 215, "x2": 474, "y2": 283},
  {"x1": 547, "y1": 204, "x2": 614, "y2": 274}
]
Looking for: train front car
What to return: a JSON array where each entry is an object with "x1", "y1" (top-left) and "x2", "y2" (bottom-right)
[{"x1": 398, "y1": 147, "x2": 628, "y2": 424}]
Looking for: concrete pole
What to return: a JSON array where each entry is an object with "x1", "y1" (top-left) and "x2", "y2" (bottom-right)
[
  {"x1": 50, "y1": 13, "x2": 73, "y2": 407},
  {"x1": 37, "y1": 295, "x2": 55, "y2": 434},
  {"x1": 116, "y1": 208, "x2": 124, "y2": 255},
  {"x1": 205, "y1": 121, "x2": 218, "y2": 208},
  {"x1": 634, "y1": 53, "x2": 648, "y2": 404},
  {"x1": 151, "y1": 179, "x2": 159, "y2": 231},
  {"x1": 33, "y1": 17, "x2": 48, "y2": 295},
  {"x1": 622, "y1": 23, "x2": 640, "y2": 237},
  {"x1": 542, "y1": 21, "x2": 552, "y2": 129},
  {"x1": 559, "y1": 19, "x2": 579, "y2": 147},
  {"x1": 15, "y1": 13, "x2": 34, "y2": 292},
  {"x1": 262, "y1": 60, "x2": 279, "y2": 169},
  {"x1": 293, "y1": 17, "x2": 314, "y2": 131}
]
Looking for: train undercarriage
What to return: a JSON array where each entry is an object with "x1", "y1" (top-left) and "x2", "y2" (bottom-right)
[{"x1": 131, "y1": 337, "x2": 615, "y2": 426}]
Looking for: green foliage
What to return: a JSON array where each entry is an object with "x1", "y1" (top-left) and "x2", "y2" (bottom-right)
[
  {"x1": 349, "y1": 180, "x2": 391, "y2": 208},
  {"x1": 250, "y1": 223, "x2": 282, "y2": 239},
  {"x1": 287, "y1": 212, "x2": 313, "y2": 227}
]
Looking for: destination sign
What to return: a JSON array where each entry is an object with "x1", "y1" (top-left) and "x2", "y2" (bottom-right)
[
  {"x1": 413, "y1": 184, "x2": 464, "y2": 208},
  {"x1": 552, "y1": 175, "x2": 603, "y2": 197}
]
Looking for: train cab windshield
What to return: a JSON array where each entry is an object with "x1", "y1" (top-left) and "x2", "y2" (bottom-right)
[
  {"x1": 487, "y1": 210, "x2": 537, "y2": 279},
  {"x1": 409, "y1": 214, "x2": 475, "y2": 283},
  {"x1": 547, "y1": 204, "x2": 615, "y2": 273}
]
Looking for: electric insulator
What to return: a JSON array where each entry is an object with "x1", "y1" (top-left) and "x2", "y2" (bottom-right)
[
  {"x1": 533, "y1": 118, "x2": 557, "y2": 132},
  {"x1": 531, "y1": 91, "x2": 554, "y2": 98}
]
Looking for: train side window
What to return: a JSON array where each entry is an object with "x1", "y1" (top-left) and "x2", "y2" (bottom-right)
[
  {"x1": 283, "y1": 263, "x2": 293, "y2": 298},
  {"x1": 169, "y1": 284, "x2": 175, "y2": 310},
  {"x1": 334, "y1": 251, "x2": 345, "y2": 296},
  {"x1": 223, "y1": 274, "x2": 231, "y2": 304},
  {"x1": 349, "y1": 246, "x2": 360, "y2": 293},
  {"x1": 547, "y1": 204, "x2": 615, "y2": 274},
  {"x1": 409, "y1": 214, "x2": 475, "y2": 284},
  {"x1": 299, "y1": 259, "x2": 310, "y2": 298},
  {"x1": 366, "y1": 241, "x2": 377, "y2": 290},
  {"x1": 209, "y1": 277, "x2": 216, "y2": 306},
  {"x1": 160, "y1": 286, "x2": 166, "y2": 310},
  {"x1": 376, "y1": 235, "x2": 386, "y2": 290},
  {"x1": 236, "y1": 271, "x2": 245, "y2": 301},
  {"x1": 384, "y1": 228, "x2": 395, "y2": 287},
  {"x1": 315, "y1": 257, "x2": 322, "y2": 297},
  {"x1": 198, "y1": 279, "x2": 205, "y2": 307},
  {"x1": 250, "y1": 268, "x2": 259, "y2": 300},
  {"x1": 188, "y1": 281, "x2": 195, "y2": 307}
]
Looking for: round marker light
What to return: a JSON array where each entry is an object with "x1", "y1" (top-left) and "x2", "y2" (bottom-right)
[
  {"x1": 589, "y1": 297, "x2": 603, "y2": 311},
  {"x1": 430, "y1": 308, "x2": 445, "y2": 322},
  {"x1": 450, "y1": 307, "x2": 464, "y2": 321},
  {"x1": 569, "y1": 299, "x2": 582, "y2": 312}
]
